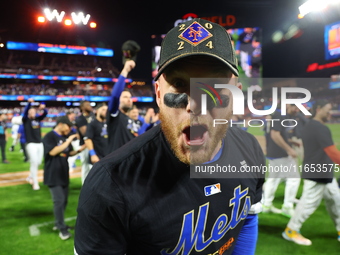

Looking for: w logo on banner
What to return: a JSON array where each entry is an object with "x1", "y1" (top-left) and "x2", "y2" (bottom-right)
[
  {"x1": 43, "y1": 8, "x2": 91, "y2": 25},
  {"x1": 44, "y1": 9, "x2": 65, "y2": 22},
  {"x1": 71, "y1": 12, "x2": 91, "y2": 25}
]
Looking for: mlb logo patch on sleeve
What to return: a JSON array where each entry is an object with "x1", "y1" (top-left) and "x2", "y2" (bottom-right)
[{"x1": 204, "y1": 183, "x2": 221, "y2": 196}]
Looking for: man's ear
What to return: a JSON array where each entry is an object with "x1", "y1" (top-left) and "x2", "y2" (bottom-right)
[
  {"x1": 230, "y1": 74, "x2": 240, "y2": 88},
  {"x1": 237, "y1": 82, "x2": 242, "y2": 91},
  {"x1": 155, "y1": 79, "x2": 161, "y2": 107}
]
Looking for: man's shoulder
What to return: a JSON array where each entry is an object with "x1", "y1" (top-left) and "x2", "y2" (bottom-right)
[
  {"x1": 88, "y1": 118, "x2": 98, "y2": 126},
  {"x1": 108, "y1": 110, "x2": 129, "y2": 120},
  {"x1": 42, "y1": 130, "x2": 55, "y2": 140},
  {"x1": 306, "y1": 119, "x2": 327, "y2": 130},
  {"x1": 227, "y1": 126, "x2": 259, "y2": 145},
  {"x1": 271, "y1": 110, "x2": 282, "y2": 117},
  {"x1": 100, "y1": 125, "x2": 164, "y2": 167},
  {"x1": 226, "y1": 127, "x2": 264, "y2": 161},
  {"x1": 85, "y1": 125, "x2": 174, "y2": 192},
  {"x1": 75, "y1": 115, "x2": 85, "y2": 123}
]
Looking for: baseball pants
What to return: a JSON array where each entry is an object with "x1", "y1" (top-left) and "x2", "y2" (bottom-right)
[
  {"x1": 263, "y1": 156, "x2": 300, "y2": 209},
  {"x1": 288, "y1": 178, "x2": 340, "y2": 232},
  {"x1": 26, "y1": 142, "x2": 44, "y2": 186}
]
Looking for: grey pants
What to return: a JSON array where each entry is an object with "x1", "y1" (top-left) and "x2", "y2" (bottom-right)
[
  {"x1": 0, "y1": 138, "x2": 6, "y2": 162},
  {"x1": 49, "y1": 185, "x2": 69, "y2": 230}
]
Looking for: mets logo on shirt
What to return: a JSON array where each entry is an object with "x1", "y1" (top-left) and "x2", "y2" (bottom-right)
[
  {"x1": 178, "y1": 21, "x2": 213, "y2": 46},
  {"x1": 204, "y1": 183, "x2": 221, "y2": 196},
  {"x1": 31, "y1": 120, "x2": 40, "y2": 129}
]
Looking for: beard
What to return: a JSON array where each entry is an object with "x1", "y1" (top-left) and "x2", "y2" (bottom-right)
[
  {"x1": 121, "y1": 106, "x2": 131, "y2": 113},
  {"x1": 321, "y1": 115, "x2": 329, "y2": 123},
  {"x1": 99, "y1": 114, "x2": 106, "y2": 121},
  {"x1": 160, "y1": 107, "x2": 230, "y2": 165}
]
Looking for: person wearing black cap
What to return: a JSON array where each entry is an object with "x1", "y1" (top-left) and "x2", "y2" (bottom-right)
[
  {"x1": 283, "y1": 100, "x2": 340, "y2": 245},
  {"x1": 84, "y1": 103, "x2": 109, "y2": 170},
  {"x1": 104, "y1": 40, "x2": 141, "y2": 154},
  {"x1": 106, "y1": 60, "x2": 137, "y2": 153},
  {"x1": 75, "y1": 18, "x2": 264, "y2": 255},
  {"x1": 42, "y1": 116, "x2": 86, "y2": 240}
]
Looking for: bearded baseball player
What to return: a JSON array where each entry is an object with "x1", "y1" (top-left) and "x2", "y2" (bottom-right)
[{"x1": 74, "y1": 18, "x2": 264, "y2": 255}]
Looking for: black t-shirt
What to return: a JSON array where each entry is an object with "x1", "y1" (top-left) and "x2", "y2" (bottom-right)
[
  {"x1": 291, "y1": 112, "x2": 309, "y2": 139},
  {"x1": 42, "y1": 131, "x2": 73, "y2": 186},
  {"x1": 106, "y1": 110, "x2": 136, "y2": 153},
  {"x1": 75, "y1": 126, "x2": 264, "y2": 255},
  {"x1": 266, "y1": 111, "x2": 294, "y2": 158},
  {"x1": 23, "y1": 117, "x2": 45, "y2": 143},
  {"x1": 75, "y1": 113, "x2": 95, "y2": 145},
  {"x1": 301, "y1": 120, "x2": 334, "y2": 183},
  {"x1": 84, "y1": 119, "x2": 109, "y2": 159}
]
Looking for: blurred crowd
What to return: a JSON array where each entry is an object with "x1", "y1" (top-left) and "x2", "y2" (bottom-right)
[
  {"x1": 0, "y1": 83, "x2": 153, "y2": 97},
  {"x1": 0, "y1": 106, "x2": 152, "y2": 123},
  {"x1": 0, "y1": 51, "x2": 120, "y2": 78}
]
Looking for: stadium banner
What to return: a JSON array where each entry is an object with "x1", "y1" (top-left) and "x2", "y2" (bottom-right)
[
  {"x1": 0, "y1": 73, "x2": 132, "y2": 83},
  {"x1": 6, "y1": 41, "x2": 114, "y2": 57},
  {"x1": 0, "y1": 95, "x2": 154, "y2": 102}
]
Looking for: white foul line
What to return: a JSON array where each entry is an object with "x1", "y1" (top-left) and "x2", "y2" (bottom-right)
[{"x1": 29, "y1": 216, "x2": 77, "y2": 236}]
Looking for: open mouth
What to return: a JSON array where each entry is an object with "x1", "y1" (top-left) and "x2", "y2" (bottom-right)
[{"x1": 182, "y1": 125, "x2": 208, "y2": 146}]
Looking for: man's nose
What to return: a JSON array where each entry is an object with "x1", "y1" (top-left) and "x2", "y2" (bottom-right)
[{"x1": 186, "y1": 95, "x2": 202, "y2": 115}]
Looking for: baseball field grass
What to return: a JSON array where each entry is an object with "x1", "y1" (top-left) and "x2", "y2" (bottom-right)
[{"x1": 0, "y1": 125, "x2": 339, "y2": 254}]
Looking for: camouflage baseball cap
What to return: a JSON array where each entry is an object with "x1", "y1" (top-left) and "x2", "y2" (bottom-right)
[{"x1": 154, "y1": 18, "x2": 238, "y2": 81}]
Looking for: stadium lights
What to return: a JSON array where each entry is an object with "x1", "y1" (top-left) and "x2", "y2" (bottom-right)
[
  {"x1": 298, "y1": 0, "x2": 340, "y2": 18},
  {"x1": 41, "y1": 8, "x2": 96, "y2": 28},
  {"x1": 272, "y1": 31, "x2": 284, "y2": 43},
  {"x1": 64, "y1": 19, "x2": 72, "y2": 26},
  {"x1": 90, "y1": 22, "x2": 97, "y2": 28},
  {"x1": 37, "y1": 16, "x2": 45, "y2": 23}
]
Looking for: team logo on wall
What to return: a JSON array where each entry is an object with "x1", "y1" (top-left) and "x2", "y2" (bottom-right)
[{"x1": 178, "y1": 21, "x2": 213, "y2": 46}]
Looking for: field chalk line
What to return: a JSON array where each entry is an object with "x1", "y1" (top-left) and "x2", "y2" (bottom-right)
[{"x1": 29, "y1": 216, "x2": 77, "y2": 236}]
